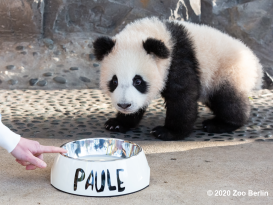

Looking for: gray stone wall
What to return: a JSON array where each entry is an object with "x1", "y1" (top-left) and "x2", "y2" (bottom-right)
[
  {"x1": 0, "y1": 0, "x2": 44, "y2": 39},
  {"x1": 0, "y1": 0, "x2": 272, "y2": 89},
  {"x1": 43, "y1": 0, "x2": 194, "y2": 38}
]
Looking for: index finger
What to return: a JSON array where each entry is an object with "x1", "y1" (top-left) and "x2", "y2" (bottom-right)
[{"x1": 39, "y1": 145, "x2": 67, "y2": 154}]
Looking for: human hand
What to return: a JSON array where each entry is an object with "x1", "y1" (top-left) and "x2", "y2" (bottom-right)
[{"x1": 11, "y1": 137, "x2": 67, "y2": 170}]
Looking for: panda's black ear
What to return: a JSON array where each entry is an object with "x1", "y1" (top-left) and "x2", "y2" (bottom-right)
[
  {"x1": 93, "y1": 36, "x2": 115, "y2": 61},
  {"x1": 143, "y1": 38, "x2": 170, "y2": 59}
]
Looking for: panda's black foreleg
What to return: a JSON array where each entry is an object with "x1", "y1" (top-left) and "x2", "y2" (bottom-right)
[
  {"x1": 104, "y1": 108, "x2": 146, "y2": 133},
  {"x1": 151, "y1": 97, "x2": 198, "y2": 141},
  {"x1": 202, "y1": 83, "x2": 250, "y2": 133}
]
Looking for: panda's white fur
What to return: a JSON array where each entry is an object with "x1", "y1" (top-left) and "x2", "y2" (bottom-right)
[
  {"x1": 94, "y1": 17, "x2": 264, "y2": 140},
  {"x1": 100, "y1": 17, "x2": 263, "y2": 109}
]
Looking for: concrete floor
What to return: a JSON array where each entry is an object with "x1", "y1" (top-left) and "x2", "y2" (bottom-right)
[
  {"x1": 0, "y1": 89, "x2": 273, "y2": 204},
  {"x1": 0, "y1": 139, "x2": 272, "y2": 205}
]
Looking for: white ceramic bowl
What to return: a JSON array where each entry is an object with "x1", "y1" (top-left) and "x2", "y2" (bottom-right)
[{"x1": 51, "y1": 138, "x2": 150, "y2": 196}]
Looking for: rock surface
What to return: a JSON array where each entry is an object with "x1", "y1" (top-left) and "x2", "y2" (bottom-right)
[
  {"x1": 29, "y1": 79, "x2": 39, "y2": 86},
  {"x1": 37, "y1": 80, "x2": 47, "y2": 87},
  {"x1": 0, "y1": 0, "x2": 44, "y2": 39},
  {"x1": 6, "y1": 65, "x2": 16, "y2": 70},
  {"x1": 70, "y1": 67, "x2": 79, "y2": 71},
  {"x1": 53, "y1": 77, "x2": 67, "y2": 84},
  {"x1": 9, "y1": 79, "x2": 18, "y2": 85},
  {"x1": 0, "y1": 0, "x2": 272, "y2": 89},
  {"x1": 79, "y1": 76, "x2": 91, "y2": 83},
  {"x1": 43, "y1": 72, "x2": 53, "y2": 77},
  {"x1": 43, "y1": 38, "x2": 54, "y2": 50}
]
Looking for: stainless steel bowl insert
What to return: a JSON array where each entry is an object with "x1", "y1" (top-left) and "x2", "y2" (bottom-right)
[{"x1": 61, "y1": 138, "x2": 142, "y2": 161}]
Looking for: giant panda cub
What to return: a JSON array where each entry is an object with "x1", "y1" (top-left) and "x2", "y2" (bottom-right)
[{"x1": 93, "y1": 17, "x2": 263, "y2": 141}]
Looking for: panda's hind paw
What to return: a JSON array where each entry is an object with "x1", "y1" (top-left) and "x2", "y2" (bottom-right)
[
  {"x1": 151, "y1": 126, "x2": 176, "y2": 141},
  {"x1": 202, "y1": 118, "x2": 240, "y2": 133},
  {"x1": 105, "y1": 118, "x2": 129, "y2": 133}
]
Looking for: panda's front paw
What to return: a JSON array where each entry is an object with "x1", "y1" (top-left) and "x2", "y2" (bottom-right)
[
  {"x1": 150, "y1": 126, "x2": 176, "y2": 141},
  {"x1": 105, "y1": 118, "x2": 129, "y2": 133}
]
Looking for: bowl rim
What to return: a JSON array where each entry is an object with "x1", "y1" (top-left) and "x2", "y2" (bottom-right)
[{"x1": 59, "y1": 137, "x2": 143, "y2": 162}]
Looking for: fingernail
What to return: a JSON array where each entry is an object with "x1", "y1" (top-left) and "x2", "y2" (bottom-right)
[{"x1": 41, "y1": 162, "x2": 47, "y2": 168}]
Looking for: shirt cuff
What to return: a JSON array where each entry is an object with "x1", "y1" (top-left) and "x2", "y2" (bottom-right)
[{"x1": 0, "y1": 120, "x2": 21, "y2": 153}]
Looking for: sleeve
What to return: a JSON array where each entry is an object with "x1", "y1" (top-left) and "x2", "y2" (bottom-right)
[{"x1": 0, "y1": 114, "x2": 21, "y2": 153}]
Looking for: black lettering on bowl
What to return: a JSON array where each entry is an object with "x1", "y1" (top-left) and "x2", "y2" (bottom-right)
[
  {"x1": 107, "y1": 169, "x2": 116, "y2": 191},
  {"x1": 85, "y1": 170, "x2": 94, "y2": 190},
  {"x1": 117, "y1": 169, "x2": 125, "y2": 192},
  {"x1": 73, "y1": 168, "x2": 125, "y2": 193},
  {"x1": 95, "y1": 170, "x2": 105, "y2": 192},
  {"x1": 74, "y1": 168, "x2": 85, "y2": 191}
]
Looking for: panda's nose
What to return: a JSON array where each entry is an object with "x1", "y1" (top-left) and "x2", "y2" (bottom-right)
[{"x1": 117, "y1": 103, "x2": 131, "y2": 109}]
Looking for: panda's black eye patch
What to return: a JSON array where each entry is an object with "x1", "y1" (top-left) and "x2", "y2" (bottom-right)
[
  {"x1": 133, "y1": 75, "x2": 148, "y2": 94},
  {"x1": 108, "y1": 75, "x2": 118, "y2": 93}
]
